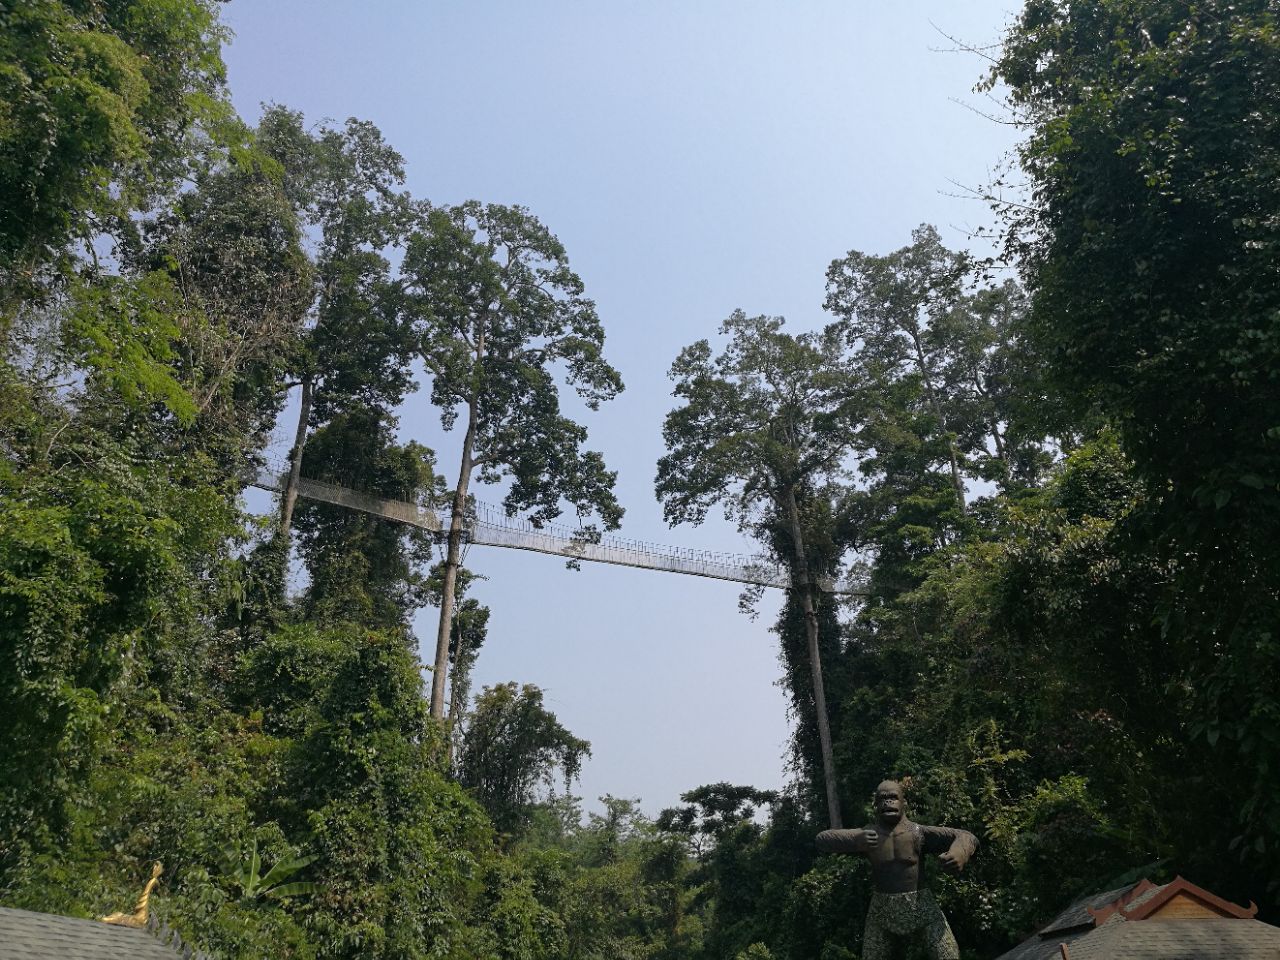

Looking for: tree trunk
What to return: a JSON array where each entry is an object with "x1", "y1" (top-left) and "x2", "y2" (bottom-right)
[
  {"x1": 943, "y1": 435, "x2": 967, "y2": 514},
  {"x1": 784, "y1": 486, "x2": 843, "y2": 830},
  {"x1": 430, "y1": 403, "x2": 476, "y2": 721},
  {"x1": 280, "y1": 377, "x2": 313, "y2": 535},
  {"x1": 447, "y1": 632, "x2": 466, "y2": 722},
  {"x1": 910, "y1": 336, "x2": 966, "y2": 514},
  {"x1": 971, "y1": 371, "x2": 1008, "y2": 469},
  {"x1": 445, "y1": 622, "x2": 472, "y2": 766}
]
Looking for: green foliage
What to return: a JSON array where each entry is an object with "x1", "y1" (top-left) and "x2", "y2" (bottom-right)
[
  {"x1": 222, "y1": 837, "x2": 316, "y2": 901},
  {"x1": 5, "y1": 2, "x2": 1280, "y2": 957},
  {"x1": 137, "y1": 155, "x2": 312, "y2": 439},
  {"x1": 0, "y1": 0, "x2": 231, "y2": 295},
  {"x1": 63, "y1": 272, "x2": 197, "y2": 424},
  {"x1": 507, "y1": 795, "x2": 704, "y2": 960},
  {"x1": 1, "y1": 49, "x2": 549, "y2": 955},
  {"x1": 456, "y1": 683, "x2": 591, "y2": 837},
  {"x1": 0, "y1": 419, "x2": 234, "y2": 877},
  {"x1": 993, "y1": 0, "x2": 1280, "y2": 491},
  {"x1": 656, "y1": 311, "x2": 858, "y2": 534},
  {"x1": 405, "y1": 200, "x2": 625, "y2": 529},
  {"x1": 658, "y1": 784, "x2": 779, "y2": 855},
  {"x1": 776, "y1": 856, "x2": 866, "y2": 960},
  {"x1": 992, "y1": 0, "x2": 1280, "y2": 895},
  {"x1": 293, "y1": 410, "x2": 440, "y2": 629},
  {"x1": 240, "y1": 625, "x2": 500, "y2": 959},
  {"x1": 256, "y1": 104, "x2": 418, "y2": 423},
  {"x1": 812, "y1": 436, "x2": 1259, "y2": 952}
]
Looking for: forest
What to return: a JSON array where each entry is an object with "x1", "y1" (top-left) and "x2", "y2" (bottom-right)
[{"x1": 2, "y1": 1, "x2": 1279, "y2": 958}]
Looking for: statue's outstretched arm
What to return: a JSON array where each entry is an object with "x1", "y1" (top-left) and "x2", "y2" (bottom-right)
[
  {"x1": 815, "y1": 828, "x2": 872, "y2": 854},
  {"x1": 921, "y1": 825, "x2": 978, "y2": 871}
]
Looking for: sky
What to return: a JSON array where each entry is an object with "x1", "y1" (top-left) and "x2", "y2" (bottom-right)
[{"x1": 222, "y1": 1, "x2": 1022, "y2": 816}]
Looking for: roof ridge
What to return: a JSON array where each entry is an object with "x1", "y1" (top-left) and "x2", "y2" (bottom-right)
[
  {"x1": 1037, "y1": 881, "x2": 1144, "y2": 937},
  {"x1": 1122, "y1": 875, "x2": 1259, "y2": 921},
  {"x1": 1087, "y1": 877, "x2": 1162, "y2": 925}
]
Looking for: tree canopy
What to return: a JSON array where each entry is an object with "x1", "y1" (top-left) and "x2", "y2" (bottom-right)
[
  {"x1": 4, "y1": 2, "x2": 1280, "y2": 958},
  {"x1": 403, "y1": 201, "x2": 624, "y2": 719}
]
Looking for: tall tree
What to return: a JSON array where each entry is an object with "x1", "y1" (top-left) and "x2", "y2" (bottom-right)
[
  {"x1": 992, "y1": 0, "x2": 1280, "y2": 887},
  {"x1": 0, "y1": 0, "x2": 231, "y2": 303},
  {"x1": 824, "y1": 226, "x2": 974, "y2": 514},
  {"x1": 455, "y1": 682, "x2": 590, "y2": 837},
  {"x1": 824, "y1": 227, "x2": 1046, "y2": 599},
  {"x1": 403, "y1": 202, "x2": 624, "y2": 721},
  {"x1": 656, "y1": 311, "x2": 862, "y2": 828},
  {"x1": 292, "y1": 408, "x2": 441, "y2": 631},
  {"x1": 249, "y1": 107, "x2": 417, "y2": 536}
]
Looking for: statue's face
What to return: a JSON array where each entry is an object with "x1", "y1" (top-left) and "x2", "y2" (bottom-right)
[{"x1": 873, "y1": 782, "x2": 904, "y2": 825}]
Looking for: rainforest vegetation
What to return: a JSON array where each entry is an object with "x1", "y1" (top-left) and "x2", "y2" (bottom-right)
[{"x1": 2, "y1": 1, "x2": 1278, "y2": 958}]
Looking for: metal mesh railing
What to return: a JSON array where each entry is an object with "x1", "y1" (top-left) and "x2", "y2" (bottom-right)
[
  {"x1": 251, "y1": 462, "x2": 867, "y2": 595},
  {"x1": 464, "y1": 499, "x2": 790, "y2": 587},
  {"x1": 255, "y1": 462, "x2": 442, "y2": 531},
  {"x1": 464, "y1": 499, "x2": 792, "y2": 588}
]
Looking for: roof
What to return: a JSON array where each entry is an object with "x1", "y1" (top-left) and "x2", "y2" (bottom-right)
[
  {"x1": 993, "y1": 927, "x2": 1079, "y2": 960},
  {"x1": 995, "y1": 883, "x2": 1145, "y2": 960},
  {"x1": 1041, "y1": 883, "x2": 1143, "y2": 935},
  {"x1": 0, "y1": 906, "x2": 208, "y2": 960},
  {"x1": 1067, "y1": 918, "x2": 1280, "y2": 959},
  {"x1": 994, "y1": 876, "x2": 1276, "y2": 960},
  {"x1": 1090, "y1": 876, "x2": 1258, "y2": 924}
]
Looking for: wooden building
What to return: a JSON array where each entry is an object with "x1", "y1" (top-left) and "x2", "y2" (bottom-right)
[{"x1": 995, "y1": 875, "x2": 1280, "y2": 959}]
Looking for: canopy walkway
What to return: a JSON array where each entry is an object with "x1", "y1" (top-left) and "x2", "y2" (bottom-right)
[{"x1": 252, "y1": 463, "x2": 868, "y2": 596}]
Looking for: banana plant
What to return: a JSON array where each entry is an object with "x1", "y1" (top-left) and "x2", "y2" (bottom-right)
[{"x1": 223, "y1": 838, "x2": 318, "y2": 901}]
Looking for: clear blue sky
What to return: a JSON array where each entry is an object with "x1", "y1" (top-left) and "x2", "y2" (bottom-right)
[{"x1": 223, "y1": 1, "x2": 1020, "y2": 815}]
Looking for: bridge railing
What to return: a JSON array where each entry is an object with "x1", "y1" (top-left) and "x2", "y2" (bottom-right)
[{"x1": 250, "y1": 463, "x2": 867, "y2": 595}]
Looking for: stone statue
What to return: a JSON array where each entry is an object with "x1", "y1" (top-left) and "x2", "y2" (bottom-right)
[{"x1": 816, "y1": 780, "x2": 977, "y2": 960}]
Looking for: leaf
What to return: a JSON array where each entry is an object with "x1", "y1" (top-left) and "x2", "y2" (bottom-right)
[
  {"x1": 248, "y1": 838, "x2": 261, "y2": 891},
  {"x1": 259, "y1": 853, "x2": 318, "y2": 889},
  {"x1": 264, "y1": 881, "x2": 318, "y2": 899},
  {"x1": 221, "y1": 842, "x2": 240, "y2": 871}
]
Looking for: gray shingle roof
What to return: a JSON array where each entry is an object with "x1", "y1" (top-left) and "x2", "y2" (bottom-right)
[
  {"x1": 993, "y1": 879, "x2": 1280, "y2": 960},
  {"x1": 991, "y1": 927, "x2": 1079, "y2": 960},
  {"x1": 1067, "y1": 917, "x2": 1280, "y2": 959},
  {"x1": 0, "y1": 906, "x2": 205, "y2": 959},
  {"x1": 994, "y1": 883, "x2": 1145, "y2": 960},
  {"x1": 1039, "y1": 882, "x2": 1144, "y2": 935}
]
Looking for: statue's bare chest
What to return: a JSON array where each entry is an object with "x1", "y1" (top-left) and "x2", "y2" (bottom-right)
[{"x1": 868, "y1": 825, "x2": 920, "y2": 866}]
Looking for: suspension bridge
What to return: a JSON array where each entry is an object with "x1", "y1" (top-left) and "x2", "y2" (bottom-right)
[{"x1": 252, "y1": 461, "x2": 868, "y2": 596}]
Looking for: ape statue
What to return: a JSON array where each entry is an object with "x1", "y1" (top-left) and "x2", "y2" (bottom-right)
[{"x1": 816, "y1": 780, "x2": 978, "y2": 960}]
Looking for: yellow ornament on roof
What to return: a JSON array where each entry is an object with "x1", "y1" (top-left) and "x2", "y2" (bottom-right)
[{"x1": 100, "y1": 862, "x2": 163, "y2": 927}]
